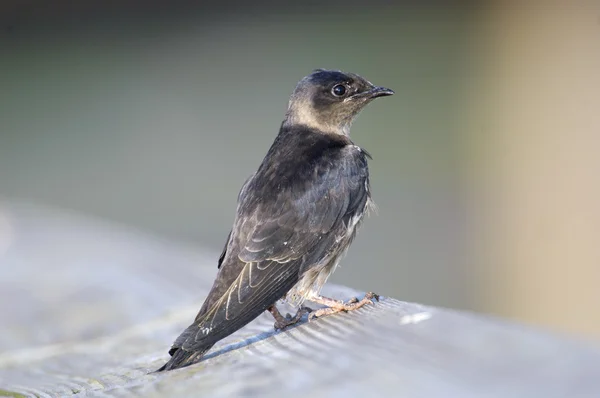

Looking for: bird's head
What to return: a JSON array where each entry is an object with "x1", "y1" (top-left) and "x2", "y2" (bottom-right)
[{"x1": 284, "y1": 69, "x2": 394, "y2": 135}]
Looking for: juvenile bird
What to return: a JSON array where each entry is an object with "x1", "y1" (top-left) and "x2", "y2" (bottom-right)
[{"x1": 157, "y1": 69, "x2": 393, "y2": 371}]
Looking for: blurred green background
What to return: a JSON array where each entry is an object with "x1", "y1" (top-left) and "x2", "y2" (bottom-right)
[{"x1": 1, "y1": 1, "x2": 599, "y2": 340}]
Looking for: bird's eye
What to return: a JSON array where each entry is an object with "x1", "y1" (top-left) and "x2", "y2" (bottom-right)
[{"x1": 331, "y1": 84, "x2": 347, "y2": 97}]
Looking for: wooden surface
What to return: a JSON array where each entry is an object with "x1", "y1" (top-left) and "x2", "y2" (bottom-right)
[{"x1": 1, "y1": 201, "x2": 599, "y2": 398}]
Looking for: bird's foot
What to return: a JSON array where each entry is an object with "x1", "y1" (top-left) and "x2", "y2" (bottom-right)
[
  {"x1": 308, "y1": 292, "x2": 380, "y2": 321},
  {"x1": 268, "y1": 305, "x2": 312, "y2": 330}
]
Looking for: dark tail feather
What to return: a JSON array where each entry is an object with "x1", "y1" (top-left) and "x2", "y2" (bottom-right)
[{"x1": 155, "y1": 345, "x2": 213, "y2": 372}]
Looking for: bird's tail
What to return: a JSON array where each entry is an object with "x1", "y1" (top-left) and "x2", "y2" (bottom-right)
[{"x1": 155, "y1": 345, "x2": 214, "y2": 372}]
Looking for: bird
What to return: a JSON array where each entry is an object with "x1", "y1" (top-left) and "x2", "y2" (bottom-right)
[{"x1": 157, "y1": 69, "x2": 394, "y2": 371}]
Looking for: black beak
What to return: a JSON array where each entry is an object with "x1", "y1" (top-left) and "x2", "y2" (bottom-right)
[
  {"x1": 367, "y1": 86, "x2": 395, "y2": 98},
  {"x1": 348, "y1": 86, "x2": 395, "y2": 101}
]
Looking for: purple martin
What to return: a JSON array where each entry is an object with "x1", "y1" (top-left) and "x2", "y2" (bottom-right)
[{"x1": 157, "y1": 69, "x2": 393, "y2": 371}]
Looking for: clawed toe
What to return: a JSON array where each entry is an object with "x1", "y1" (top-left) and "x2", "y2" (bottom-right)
[
  {"x1": 307, "y1": 292, "x2": 380, "y2": 321},
  {"x1": 278, "y1": 292, "x2": 380, "y2": 324},
  {"x1": 365, "y1": 292, "x2": 380, "y2": 301},
  {"x1": 271, "y1": 306, "x2": 312, "y2": 330}
]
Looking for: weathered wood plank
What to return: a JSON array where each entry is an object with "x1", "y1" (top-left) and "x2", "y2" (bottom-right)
[{"x1": 0, "y1": 201, "x2": 599, "y2": 397}]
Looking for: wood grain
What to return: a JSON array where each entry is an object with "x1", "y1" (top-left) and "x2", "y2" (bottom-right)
[{"x1": 0, "y1": 201, "x2": 599, "y2": 397}]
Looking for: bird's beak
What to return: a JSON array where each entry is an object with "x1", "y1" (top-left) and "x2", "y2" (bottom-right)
[
  {"x1": 347, "y1": 86, "x2": 395, "y2": 101},
  {"x1": 367, "y1": 86, "x2": 395, "y2": 98}
]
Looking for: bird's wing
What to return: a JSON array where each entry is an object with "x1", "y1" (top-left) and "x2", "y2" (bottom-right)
[
  {"x1": 238, "y1": 150, "x2": 369, "y2": 265},
  {"x1": 217, "y1": 174, "x2": 255, "y2": 270},
  {"x1": 217, "y1": 230, "x2": 231, "y2": 269},
  {"x1": 170, "y1": 146, "x2": 370, "y2": 355}
]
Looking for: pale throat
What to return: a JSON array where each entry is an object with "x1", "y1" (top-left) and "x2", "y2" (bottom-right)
[{"x1": 284, "y1": 100, "x2": 351, "y2": 136}]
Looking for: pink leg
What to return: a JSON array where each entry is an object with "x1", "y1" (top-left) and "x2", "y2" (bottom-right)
[{"x1": 308, "y1": 292, "x2": 380, "y2": 320}]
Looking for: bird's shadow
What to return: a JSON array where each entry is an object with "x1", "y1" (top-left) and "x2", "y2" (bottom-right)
[
  {"x1": 200, "y1": 293, "x2": 376, "y2": 362},
  {"x1": 149, "y1": 314, "x2": 309, "y2": 375},
  {"x1": 201, "y1": 314, "x2": 310, "y2": 361}
]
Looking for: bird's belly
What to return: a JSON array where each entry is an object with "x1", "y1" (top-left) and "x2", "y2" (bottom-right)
[{"x1": 284, "y1": 208, "x2": 368, "y2": 306}]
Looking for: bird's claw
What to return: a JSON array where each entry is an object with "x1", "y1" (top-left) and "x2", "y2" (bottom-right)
[
  {"x1": 307, "y1": 292, "x2": 380, "y2": 321},
  {"x1": 365, "y1": 291, "x2": 380, "y2": 302},
  {"x1": 272, "y1": 306, "x2": 312, "y2": 330}
]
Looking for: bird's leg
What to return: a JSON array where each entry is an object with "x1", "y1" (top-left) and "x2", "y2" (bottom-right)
[
  {"x1": 308, "y1": 292, "x2": 380, "y2": 320},
  {"x1": 268, "y1": 305, "x2": 312, "y2": 330}
]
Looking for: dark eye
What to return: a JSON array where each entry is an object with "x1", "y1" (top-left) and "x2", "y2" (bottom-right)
[{"x1": 331, "y1": 84, "x2": 347, "y2": 97}]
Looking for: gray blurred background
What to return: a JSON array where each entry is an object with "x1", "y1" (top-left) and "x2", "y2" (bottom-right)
[{"x1": 1, "y1": 1, "x2": 599, "y2": 340}]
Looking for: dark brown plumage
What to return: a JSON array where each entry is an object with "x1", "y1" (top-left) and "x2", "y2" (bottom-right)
[{"x1": 157, "y1": 69, "x2": 393, "y2": 371}]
